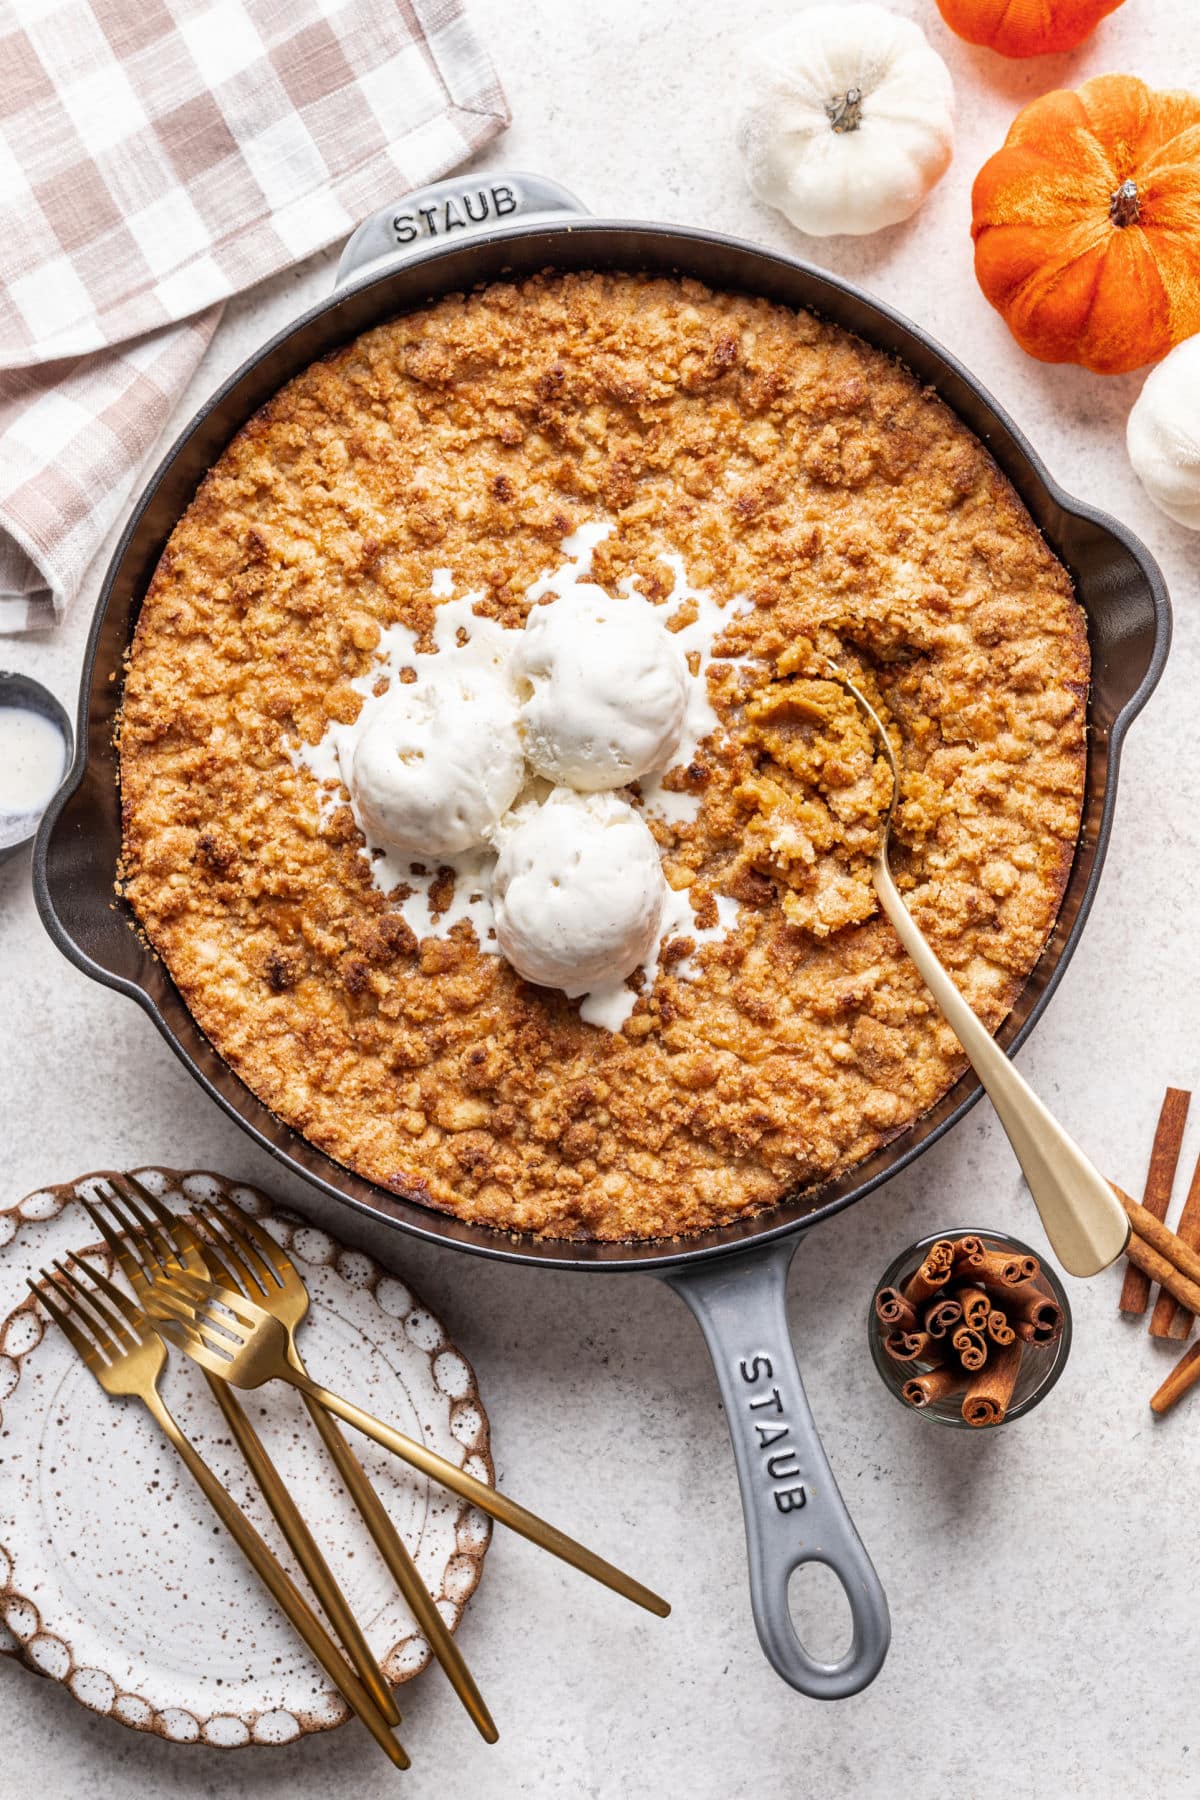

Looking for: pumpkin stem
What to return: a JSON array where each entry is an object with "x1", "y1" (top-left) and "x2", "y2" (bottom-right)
[
  {"x1": 826, "y1": 87, "x2": 864, "y2": 134},
  {"x1": 1109, "y1": 179, "x2": 1141, "y2": 228}
]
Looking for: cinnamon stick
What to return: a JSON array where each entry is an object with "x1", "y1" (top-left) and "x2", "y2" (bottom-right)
[
  {"x1": 902, "y1": 1367, "x2": 966, "y2": 1409},
  {"x1": 950, "y1": 1236, "x2": 986, "y2": 1274},
  {"x1": 1151, "y1": 1144, "x2": 1200, "y2": 1339},
  {"x1": 1008, "y1": 1285, "x2": 1064, "y2": 1346},
  {"x1": 1117, "y1": 1190, "x2": 1200, "y2": 1290},
  {"x1": 884, "y1": 1329, "x2": 935, "y2": 1364},
  {"x1": 961, "y1": 1339, "x2": 1024, "y2": 1428},
  {"x1": 1118, "y1": 1087, "x2": 1190, "y2": 1316},
  {"x1": 950, "y1": 1325, "x2": 988, "y2": 1372},
  {"x1": 901, "y1": 1242, "x2": 955, "y2": 1307},
  {"x1": 1123, "y1": 1233, "x2": 1200, "y2": 1320},
  {"x1": 924, "y1": 1296, "x2": 963, "y2": 1339},
  {"x1": 957, "y1": 1286, "x2": 990, "y2": 1332},
  {"x1": 969, "y1": 1250, "x2": 1037, "y2": 1297},
  {"x1": 875, "y1": 1287, "x2": 918, "y2": 1333},
  {"x1": 1150, "y1": 1339, "x2": 1200, "y2": 1416},
  {"x1": 1013, "y1": 1310, "x2": 1063, "y2": 1348},
  {"x1": 880, "y1": 1232, "x2": 1063, "y2": 1419}
]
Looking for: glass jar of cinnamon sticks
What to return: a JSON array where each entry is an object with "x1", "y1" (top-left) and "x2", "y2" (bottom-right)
[{"x1": 868, "y1": 1229, "x2": 1072, "y2": 1428}]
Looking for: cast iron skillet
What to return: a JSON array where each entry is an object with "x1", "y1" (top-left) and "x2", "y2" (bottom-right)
[{"x1": 34, "y1": 174, "x2": 1170, "y2": 1700}]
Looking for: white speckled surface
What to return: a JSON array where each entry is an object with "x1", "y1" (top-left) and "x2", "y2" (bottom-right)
[{"x1": 2, "y1": 2, "x2": 1199, "y2": 1793}]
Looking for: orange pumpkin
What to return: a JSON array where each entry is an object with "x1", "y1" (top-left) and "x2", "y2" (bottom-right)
[
  {"x1": 935, "y1": 0, "x2": 1124, "y2": 57},
  {"x1": 971, "y1": 76, "x2": 1200, "y2": 374}
]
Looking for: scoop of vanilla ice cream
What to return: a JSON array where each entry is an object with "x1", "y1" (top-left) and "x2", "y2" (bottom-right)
[
  {"x1": 513, "y1": 584, "x2": 688, "y2": 791},
  {"x1": 492, "y1": 788, "x2": 667, "y2": 996},
  {"x1": 348, "y1": 663, "x2": 524, "y2": 857}
]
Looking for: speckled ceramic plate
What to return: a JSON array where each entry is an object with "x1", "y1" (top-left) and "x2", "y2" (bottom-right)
[{"x1": 0, "y1": 1168, "x2": 492, "y2": 1748}]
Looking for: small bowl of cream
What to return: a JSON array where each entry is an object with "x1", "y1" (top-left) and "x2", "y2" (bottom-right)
[{"x1": 0, "y1": 672, "x2": 72, "y2": 864}]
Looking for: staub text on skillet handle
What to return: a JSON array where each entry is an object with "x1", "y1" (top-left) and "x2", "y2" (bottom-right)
[
  {"x1": 335, "y1": 172, "x2": 589, "y2": 288},
  {"x1": 664, "y1": 1238, "x2": 890, "y2": 1699}
]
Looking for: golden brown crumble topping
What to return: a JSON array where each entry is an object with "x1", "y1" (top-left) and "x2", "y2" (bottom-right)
[{"x1": 119, "y1": 272, "x2": 1088, "y2": 1240}]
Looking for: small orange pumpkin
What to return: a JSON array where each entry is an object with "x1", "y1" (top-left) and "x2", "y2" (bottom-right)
[
  {"x1": 935, "y1": 0, "x2": 1124, "y2": 57},
  {"x1": 972, "y1": 75, "x2": 1200, "y2": 374}
]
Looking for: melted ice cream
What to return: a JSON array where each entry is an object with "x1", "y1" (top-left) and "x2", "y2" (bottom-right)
[{"x1": 289, "y1": 525, "x2": 750, "y2": 1026}]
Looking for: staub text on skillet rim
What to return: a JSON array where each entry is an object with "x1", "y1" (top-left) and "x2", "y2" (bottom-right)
[{"x1": 34, "y1": 173, "x2": 1171, "y2": 1701}]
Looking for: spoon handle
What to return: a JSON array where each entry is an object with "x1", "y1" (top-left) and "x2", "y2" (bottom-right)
[{"x1": 872, "y1": 860, "x2": 1128, "y2": 1277}]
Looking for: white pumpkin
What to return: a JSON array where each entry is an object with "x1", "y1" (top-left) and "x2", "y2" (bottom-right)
[
  {"x1": 1127, "y1": 334, "x2": 1200, "y2": 531},
  {"x1": 737, "y1": 5, "x2": 955, "y2": 238}
]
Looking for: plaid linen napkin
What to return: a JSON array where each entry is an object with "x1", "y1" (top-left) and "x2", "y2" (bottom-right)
[{"x1": 0, "y1": 0, "x2": 508, "y2": 632}]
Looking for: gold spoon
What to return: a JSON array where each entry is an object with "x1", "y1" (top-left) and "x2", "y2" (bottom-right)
[{"x1": 826, "y1": 663, "x2": 1129, "y2": 1279}]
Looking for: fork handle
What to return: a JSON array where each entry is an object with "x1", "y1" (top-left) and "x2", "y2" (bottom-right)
[
  {"x1": 298, "y1": 1382, "x2": 498, "y2": 1742},
  {"x1": 201, "y1": 1372, "x2": 401, "y2": 1726},
  {"x1": 142, "y1": 1390, "x2": 408, "y2": 1769},
  {"x1": 286, "y1": 1367, "x2": 669, "y2": 1619}
]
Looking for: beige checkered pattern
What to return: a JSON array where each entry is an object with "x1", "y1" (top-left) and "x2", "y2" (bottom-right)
[{"x1": 0, "y1": 0, "x2": 508, "y2": 630}]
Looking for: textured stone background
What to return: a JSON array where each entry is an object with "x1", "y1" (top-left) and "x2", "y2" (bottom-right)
[{"x1": 2, "y1": 2, "x2": 1198, "y2": 1794}]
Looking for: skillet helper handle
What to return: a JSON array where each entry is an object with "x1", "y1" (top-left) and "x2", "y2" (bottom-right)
[
  {"x1": 335, "y1": 171, "x2": 589, "y2": 288},
  {"x1": 663, "y1": 1237, "x2": 890, "y2": 1700}
]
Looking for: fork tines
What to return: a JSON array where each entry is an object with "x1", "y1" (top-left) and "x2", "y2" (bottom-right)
[
  {"x1": 90, "y1": 1173, "x2": 195, "y2": 1266},
  {"x1": 109, "y1": 1172, "x2": 282, "y2": 1303},
  {"x1": 176, "y1": 1188, "x2": 287, "y2": 1301},
  {"x1": 29, "y1": 1251, "x2": 146, "y2": 1362}
]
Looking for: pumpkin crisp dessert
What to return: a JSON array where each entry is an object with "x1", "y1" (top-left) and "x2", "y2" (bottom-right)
[{"x1": 120, "y1": 272, "x2": 1088, "y2": 1241}]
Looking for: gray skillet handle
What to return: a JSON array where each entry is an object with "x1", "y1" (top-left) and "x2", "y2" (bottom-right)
[
  {"x1": 336, "y1": 172, "x2": 589, "y2": 288},
  {"x1": 663, "y1": 1236, "x2": 890, "y2": 1699}
]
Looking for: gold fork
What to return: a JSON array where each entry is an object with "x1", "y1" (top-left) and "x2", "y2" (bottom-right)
[
  {"x1": 142, "y1": 1243, "x2": 669, "y2": 1619},
  {"x1": 80, "y1": 1179, "x2": 401, "y2": 1733},
  {"x1": 113, "y1": 1174, "x2": 497, "y2": 1742},
  {"x1": 28, "y1": 1255, "x2": 408, "y2": 1769}
]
